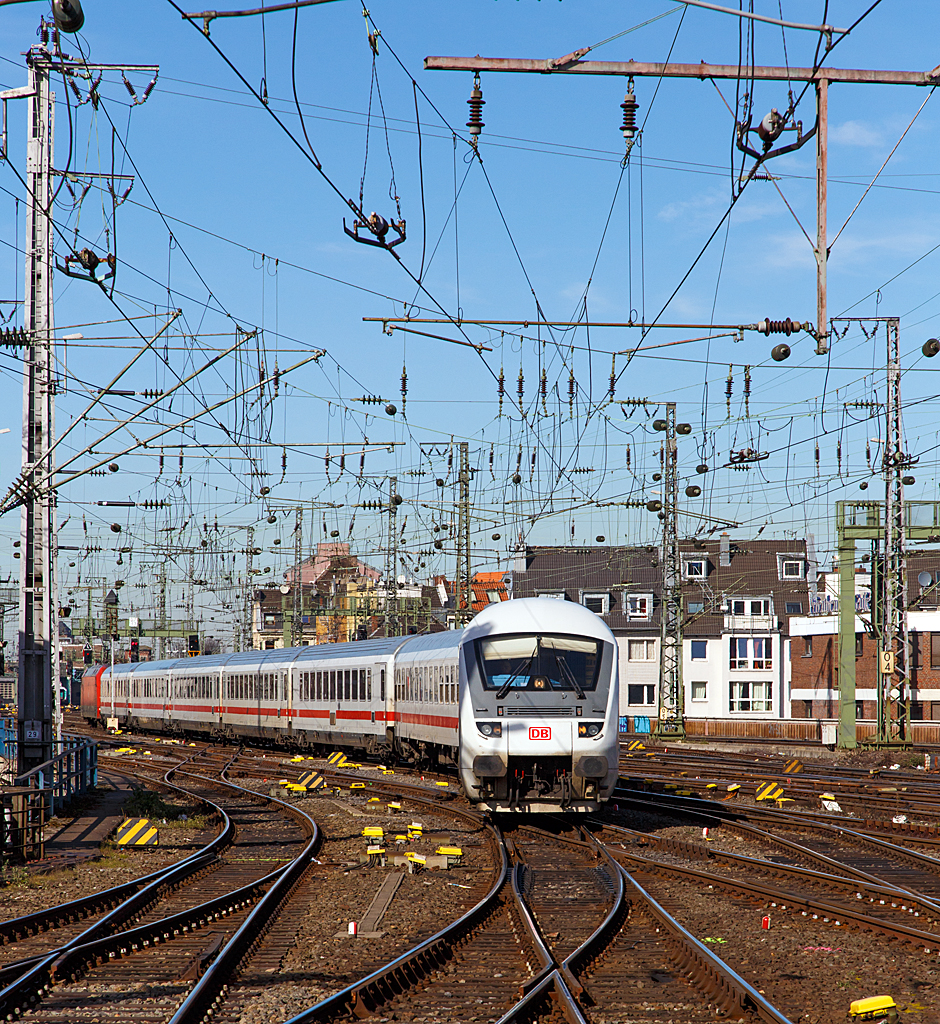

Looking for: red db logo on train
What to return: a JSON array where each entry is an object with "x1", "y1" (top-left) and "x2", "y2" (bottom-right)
[{"x1": 529, "y1": 726, "x2": 551, "y2": 741}]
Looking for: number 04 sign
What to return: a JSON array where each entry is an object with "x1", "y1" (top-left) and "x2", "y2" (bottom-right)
[{"x1": 879, "y1": 649, "x2": 896, "y2": 675}]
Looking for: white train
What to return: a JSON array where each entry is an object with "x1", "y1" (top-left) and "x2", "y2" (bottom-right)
[{"x1": 82, "y1": 598, "x2": 619, "y2": 812}]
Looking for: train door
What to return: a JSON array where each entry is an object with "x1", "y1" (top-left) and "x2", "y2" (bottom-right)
[
  {"x1": 163, "y1": 670, "x2": 173, "y2": 729},
  {"x1": 380, "y1": 656, "x2": 395, "y2": 747},
  {"x1": 284, "y1": 666, "x2": 293, "y2": 730}
]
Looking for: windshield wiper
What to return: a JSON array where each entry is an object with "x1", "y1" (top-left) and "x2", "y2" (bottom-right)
[
  {"x1": 553, "y1": 652, "x2": 586, "y2": 699},
  {"x1": 495, "y1": 655, "x2": 535, "y2": 700}
]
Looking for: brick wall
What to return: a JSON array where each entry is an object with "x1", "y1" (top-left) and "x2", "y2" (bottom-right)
[{"x1": 790, "y1": 630, "x2": 940, "y2": 719}]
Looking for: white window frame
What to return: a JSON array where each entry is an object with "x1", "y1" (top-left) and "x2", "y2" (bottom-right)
[
  {"x1": 690, "y1": 639, "x2": 708, "y2": 661},
  {"x1": 690, "y1": 680, "x2": 708, "y2": 702},
  {"x1": 778, "y1": 554, "x2": 806, "y2": 580},
  {"x1": 729, "y1": 636, "x2": 773, "y2": 670},
  {"x1": 627, "y1": 683, "x2": 656, "y2": 706},
  {"x1": 628, "y1": 638, "x2": 656, "y2": 661},
  {"x1": 536, "y1": 590, "x2": 565, "y2": 600},
  {"x1": 684, "y1": 558, "x2": 707, "y2": 579},
  {"x1": 580, "y1": 592, "x2": 611, "y2": 615},
  {"x1": 625, "y1": 593, "x2": 652, "y2": 620},
  {"x1": 729, "y1": 679, "x2": 772, "y2": 713},
  {"x1": 485, "y1": 590, "x2": 501, "y2": 604}
]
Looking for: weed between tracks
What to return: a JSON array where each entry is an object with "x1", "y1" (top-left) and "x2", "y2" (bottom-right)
[
  {"x1": 0, "y1": 860, "x2": 36, "y2": 889},
  {"x1": 120, "y1": 786, "x2": 210, "y2": 829}
]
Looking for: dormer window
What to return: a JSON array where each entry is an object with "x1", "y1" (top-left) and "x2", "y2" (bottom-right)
[
  {"x1": 625, "y1": 593, "x2": 652, "y2": 620},
  {"x1": 777, "y1": 553, "x2": 806, "y2": 580},
  {"x1": 581, "y1": 592, "x2": 610, "y2": 615},
  {"x1": 684, "y1": 558, "x2": 707, "y2": 578}
]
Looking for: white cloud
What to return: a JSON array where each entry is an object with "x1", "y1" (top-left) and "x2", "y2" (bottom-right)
[{"x1": 831, "y1": 120, "x2": 884, "y2": 148}]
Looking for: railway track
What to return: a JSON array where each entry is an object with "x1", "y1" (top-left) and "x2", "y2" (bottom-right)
[
  {"x1": 30, "y1": 725, "x2": 938, "y2": 1019},
  {"x1": 0, "y1": 749, "x2": 319, "y2": 1024}
]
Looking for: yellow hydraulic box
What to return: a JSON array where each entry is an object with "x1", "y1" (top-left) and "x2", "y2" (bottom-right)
[{"x1": 849, "y1": 996, "x2": 898, "y2": 1022}]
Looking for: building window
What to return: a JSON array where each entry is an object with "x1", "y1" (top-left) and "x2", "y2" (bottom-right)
[
  {"x1": 688, "y1": 600, "x2": 704, "y2": 615},
  {"x1": 931, "y1": 634, "x2": 940, "y2": 670},
  {"x1": 803, "y1": 699, "x2": 813, "y2": 717},
  {"x1": 486, "y1": 590, "x2": 501, "y2": 604},
  {"x1": 785, "y1": 601, "x2": 803, "y2": 614},
  {"x1": 628, "y1": 683, "x2": 655, "y2": 705},
  {"x1": 728, "y1": 598, "x2": 770, "y2": 617},
  {"x1": 691, "y1": 680, "x2": 707, "y2": 701},
  {"x1": 536, "y1": 591, "x2": 565, "y2": 600},
  {"x1": 684, "y1": 559, "x2": 707, "y2": 578},
  {"x1": 690, "y1": 640, "x2": 707, "y2": 660},
  {"x1": 802, "y1": 636, "x2": 813, "y2": 658},
  {"x1": 730, "y1": 680, "x2": 772, "y2": 712},
  {"x1": 855, "y1": 633, "x2": 864, "y2": 658},
  {"x1": 626, "y1": 593, "x2": 652, "y2": 620},
  {"x1": 855, "y1": 700, "x2": 865, "y2": 720},
  {"x1": 581, "y1": 592, "x2": 610, "y2": 615},
  {"x1": 781, "y1": 559, "x2": 805, "y2": 579},
  {"x1": 729, "y1": 637, "x2": 772, "y2": 670},
  {"x1": 628, "y1": 639, "x2": 656, "y2": 661}
]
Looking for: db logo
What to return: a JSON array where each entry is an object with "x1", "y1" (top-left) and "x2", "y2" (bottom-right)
[{"x1": 529, "y1": 726, "x2": 551, "y2": 741}]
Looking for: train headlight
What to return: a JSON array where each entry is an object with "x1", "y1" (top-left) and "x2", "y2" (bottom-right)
[
  {"x1": 477, "y1": 722, "x2": 502, "y2": 737},
  {"x1": 578, "y1": 723, "x2": 602, "y2": 737}
]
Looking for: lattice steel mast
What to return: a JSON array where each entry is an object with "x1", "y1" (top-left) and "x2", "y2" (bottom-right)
[
  {"x1": 655, "y1": 403, "x2": 684, "y2": 738},
  {"x1": 17, "y1": 44, "x2": 58, "y2": 773},
  {"x1": 384, "y1": 476, "x2": 398, "y2": 635},
  {"x1": 879, "y1": 317, "x2": 910, "y2": 744}
]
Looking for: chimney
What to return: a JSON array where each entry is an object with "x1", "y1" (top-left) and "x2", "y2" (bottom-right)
[{"x1": 719, "y1": 533, "x2": 731, "y2": 567}]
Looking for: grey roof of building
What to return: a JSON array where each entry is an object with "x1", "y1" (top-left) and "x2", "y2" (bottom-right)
[{"x1": 512, "y1": 538, "x2": 809, "y2": 637}]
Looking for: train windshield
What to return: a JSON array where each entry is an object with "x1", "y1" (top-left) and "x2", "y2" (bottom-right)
[{"x1": 474, "y1": 634, "x2": 602, "y2": 698}]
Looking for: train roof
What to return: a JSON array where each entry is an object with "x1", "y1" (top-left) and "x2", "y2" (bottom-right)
[
  {"x1": 397, "y1": 630, "x2": 463, "y2": 657},
  {"x1": 460, "y1": 596, "x2": 618, "y2": 645},
  {"x1": 94, "y1": 602, "x2": 614, "y2": 676},
  {"x1": 98, "y1": 635, "x2": 413, "y2": 675}
]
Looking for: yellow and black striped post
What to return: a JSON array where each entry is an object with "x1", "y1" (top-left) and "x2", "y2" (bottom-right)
[
  {"x1": 115, "y1": 817, "x2": 159, "y2": 846},
  {"x1": 299, "y1": 771, "x2": 326, "y2": 792}
]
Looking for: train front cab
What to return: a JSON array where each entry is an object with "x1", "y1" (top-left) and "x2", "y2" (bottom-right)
[{"x1": 458, "y1": 598, "x2": 619, "y2": 812}]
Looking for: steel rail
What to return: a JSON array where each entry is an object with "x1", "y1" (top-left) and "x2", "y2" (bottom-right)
[
  {"x1": 598, "y1": 817, "x2": 940, "y2": 923},
  {"x1": 166, "y1": 762, "x2": 321, "y2": 1024},
  {"x1": 0, "y1": 752, "x2": 308, "y2": 1020},
  {"x1": 493, "y1": 828, "x2": 627, "y2": 1023},
  {"x1": 611, "y1": 844, "x2": 940, "y2": 955},
  {"x1": 280, "y1": 819, "x2": 508, "y2": 1023},
  {"x1": 615, "y1": 863, "x2": 794, "y2": 1024},
  {"x1": 0, "y1": 764, "x2": 232, "y2": 986},
  {"x1": 615, "y1": 785, "x2": 940, "y2": 879}
]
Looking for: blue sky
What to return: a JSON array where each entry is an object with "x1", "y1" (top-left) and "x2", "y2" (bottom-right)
[{"x1": 1, "y1": 2, "x2": 939, "y2": 640}]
